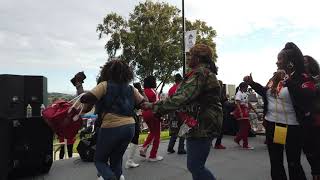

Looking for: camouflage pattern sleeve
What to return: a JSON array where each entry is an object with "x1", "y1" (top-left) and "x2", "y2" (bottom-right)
[{"x1": 153, "y1": 67, "x2": 219, "y2": 114}]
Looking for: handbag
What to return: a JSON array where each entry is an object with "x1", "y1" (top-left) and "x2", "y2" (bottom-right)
[
  {"x1": 42, "y1": 93, "x2": 85, "y2": 139},
  {"x1": 273, "y1": 97, "x2": 288, "y2": 145},
  {"x1": 177, "y1": 112, "x2": 199, "y2": 137}
]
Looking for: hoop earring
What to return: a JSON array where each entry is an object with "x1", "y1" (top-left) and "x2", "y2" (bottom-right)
[{"x1": 287, "y1": 62, "x2": 294, "y2": 69}]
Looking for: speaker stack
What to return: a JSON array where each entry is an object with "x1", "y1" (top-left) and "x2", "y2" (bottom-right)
[{"x1": 0, "y1": 74, "x2": 53, "y2": 179}]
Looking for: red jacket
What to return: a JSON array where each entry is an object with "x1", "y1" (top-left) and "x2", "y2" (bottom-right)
[
  {"x1": 168, "y1": 83, "x2": 180, "y2": 97},
  {"x1": 144, "y1": 88, "x2": 159, "y2": 103}
]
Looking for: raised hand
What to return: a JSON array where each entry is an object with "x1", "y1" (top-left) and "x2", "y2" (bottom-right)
[{"x1": 243, "y1": 73, "x2": 254, "y2": 84}]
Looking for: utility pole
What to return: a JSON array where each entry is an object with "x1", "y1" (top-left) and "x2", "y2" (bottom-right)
[{"x1": 182, "y1": 0, "x2": 186, "y2": 76}]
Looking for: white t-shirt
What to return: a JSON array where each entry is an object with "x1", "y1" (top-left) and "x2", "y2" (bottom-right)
[
  {"x1": 235, "y1": 91, "x2": 248, "y2": 106},
  {"x1": 264, "y1": 87, "x2": 298, "y2": 125}
]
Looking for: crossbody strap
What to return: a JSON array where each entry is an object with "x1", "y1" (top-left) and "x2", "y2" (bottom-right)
[{"x1": 275, "y1": 97, "x2": 288, "y2": 126}]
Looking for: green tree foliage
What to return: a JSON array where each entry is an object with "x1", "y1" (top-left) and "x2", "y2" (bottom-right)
[{"x1": 97, "y1": 1, "x2": 217, "y2": 88}]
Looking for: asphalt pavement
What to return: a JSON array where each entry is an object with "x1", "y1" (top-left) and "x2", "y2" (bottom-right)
[{"x1": 20, "y1": 135, "x2": 312, "y2": 180}]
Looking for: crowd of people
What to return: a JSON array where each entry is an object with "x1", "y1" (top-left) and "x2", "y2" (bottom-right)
[{"x1": 66, "y1": 42, "x2": 319, "y2": 180}]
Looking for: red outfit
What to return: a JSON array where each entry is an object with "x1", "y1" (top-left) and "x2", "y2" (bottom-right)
[
  {"x1": 142, "y1": 88, "x2": 161, "y2": 158},
  {"x1": 234, "y1": 90, "x2": 251, "y2": 148},
  {"x1": 233, "y1": 104, "x2": 250, "y2": 120},
  {"x1": 168, "y1": 83, "x2": 179, "y2": 97},
  {"x1": 58, "y1": 136, "x2": 75, "y2": 145},
  {"x1": 234, "y1": 119, "x2": 251, "y2": 147}
]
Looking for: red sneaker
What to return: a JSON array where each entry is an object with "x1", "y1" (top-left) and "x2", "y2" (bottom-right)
[{"x1": 214, "y1": 144, "x2": 226, "y2": 149}]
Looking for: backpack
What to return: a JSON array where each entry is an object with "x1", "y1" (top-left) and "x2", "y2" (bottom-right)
[{"x1": 77, "y1": 132, "x2": 97, "y2": 162}]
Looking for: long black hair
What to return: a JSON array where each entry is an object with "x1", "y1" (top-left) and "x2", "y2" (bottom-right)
[{"x1": 279, "y1": 42, "x2": 305, "y2": 75}]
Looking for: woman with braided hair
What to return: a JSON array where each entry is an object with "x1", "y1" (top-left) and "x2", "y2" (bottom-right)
[{"x1": 143, "y1": 44, "x2": 222, "y2": 180}]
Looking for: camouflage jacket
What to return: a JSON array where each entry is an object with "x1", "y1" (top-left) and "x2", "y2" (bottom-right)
[{"x1": 153, "y1": 64, "x2": 223, "y2": 138}]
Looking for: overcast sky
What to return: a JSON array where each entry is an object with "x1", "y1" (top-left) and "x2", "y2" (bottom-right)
[{"x1": 1, "y1": 0, "x2": 320, "y2": 94}]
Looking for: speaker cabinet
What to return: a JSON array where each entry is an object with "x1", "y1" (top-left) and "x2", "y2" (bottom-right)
[
  {"x1": 24, "y1": 76, "x2": 48, "y2": 117},
  {"x1": 9, "y1": 117, "x2": 53, "y2": 179},
  {"x1": 0, "y1": 75, "x2": 25, "y2": 119},
  {"x1": 0, "y1": 115, "x2": 11, "y2": 180}
]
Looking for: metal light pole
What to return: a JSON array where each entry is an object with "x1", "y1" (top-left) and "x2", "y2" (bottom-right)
[{"x1": 182, "y1": 0, "x2": 186, "y2": 76}]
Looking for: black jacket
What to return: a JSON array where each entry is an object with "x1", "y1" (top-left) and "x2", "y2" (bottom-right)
[{"x1": 249, "y1": 73, "x2": 316, "y2": 125}]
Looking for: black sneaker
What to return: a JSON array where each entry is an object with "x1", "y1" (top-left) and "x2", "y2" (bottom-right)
[
  {"x1": 167, "y1": 149, "x2": 175, "y2": 154},
  {"x1": 177, "y1": 150, "x2": 187, "y2": 154}
]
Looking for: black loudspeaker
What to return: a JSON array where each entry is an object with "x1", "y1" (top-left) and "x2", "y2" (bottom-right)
[
  {"x1": 24, "y1": 76, "x2": 48, "y2": 117},
  {"x1": 0, "y1": 115, "x2": 12, "y2": 180},
  {"x1": 0, "y1": 75, "x2": 25, "y2": 119},
  {"x1": 8, "y1": 117, "x2": 53, "y2": 179}
]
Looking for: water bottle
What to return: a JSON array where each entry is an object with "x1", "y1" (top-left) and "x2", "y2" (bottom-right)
[
  {"x1": 40, "y1": 104, "x2": 46, "y2": 116},
  {"x1": 26, "y1": 104, "x2": 32, "y2": 118}
]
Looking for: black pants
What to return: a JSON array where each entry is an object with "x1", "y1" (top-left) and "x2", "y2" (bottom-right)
[
  {"x1": 215, "y1": 116, "x2": 227, "y2": 146},
  {"x1": 168, "y1": 134, "x2": 185, "y2": 152},
  {"x1": 302, "y1": 123, "x2": 320, "y2": 175},
  {"x1": 265, "y1": 121, "x2": 306, "y2": 180},
  {"x1": 131, "y1": 115, "x2": 141, "y2": 145},
  {"x1": 59, "y1": 144, "x2": 74, "y2": 159}
]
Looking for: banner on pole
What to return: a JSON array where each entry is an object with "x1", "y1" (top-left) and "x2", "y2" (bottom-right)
[{"x1": 185, "y1": 30, "x2": 197, "y2": 52}]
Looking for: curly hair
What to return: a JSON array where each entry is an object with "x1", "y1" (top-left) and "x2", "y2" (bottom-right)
[
  {"x1": 189, "y1": 44, "x2": 218, "y2": 75},
  {"x1": 279, "y1": 42, "x2": 305, "y2": 74},
  {"x1": 304, "y1": 55, "x2": 320, "y2": 77},
  {"x1": 98, "y1": 59, "x2": 133, "y2": 84}
]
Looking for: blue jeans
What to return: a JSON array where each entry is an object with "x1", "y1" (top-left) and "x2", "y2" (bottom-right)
[
  {"x1": 95, "y1": 124, "x2": 135, "y2": 180},
  {"x1": 187, "y1": 137, "x2": 216, "y2": 180}
]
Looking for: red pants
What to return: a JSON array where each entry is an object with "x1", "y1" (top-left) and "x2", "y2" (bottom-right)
[
  {"x1": 142, "y1": 110, "x2": 161, "y2": 158},
  {"x1": 235, "y1": 119, "x2": 251, "y2": 147}
]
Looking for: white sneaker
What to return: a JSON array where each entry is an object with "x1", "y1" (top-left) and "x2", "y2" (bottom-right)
[
  {"x1": 243, "y1": 146, "x2": 254, "y2": 150},
  {"x1": 97, "y1": 176, "x2": 104, "y2": 180},
  {"x1": 125, "y1": 159, "x2": 140, "y2": 168},
  {"x1": 120, "y1": 175, "x2": 125, "y2": 180},
  {"x1": 148, "y1": 156, "x2": 164, "y2": 162}
]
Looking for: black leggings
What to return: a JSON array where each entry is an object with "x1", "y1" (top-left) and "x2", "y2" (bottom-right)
[
  {"x1": 131, "y1": 115, "x2": 141, "y2": 145},
  {"x1": 303, "y1": 124, "x2": 320, "y2": 175},
  {"x1": 265, "y1": 121, "x2": 306, "y2": 180},
  {"x1": 59, "y1": 144, "x2": 74, "y2": 159}
]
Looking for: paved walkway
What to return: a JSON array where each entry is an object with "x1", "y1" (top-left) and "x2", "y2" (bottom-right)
[{"x1": 21, "y1": 135, "x2": 312, "y2": 180}]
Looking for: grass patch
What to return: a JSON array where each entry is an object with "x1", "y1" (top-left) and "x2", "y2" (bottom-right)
[{"x1": 138, "y1": 130, "x2": 170, "y2": 145}]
